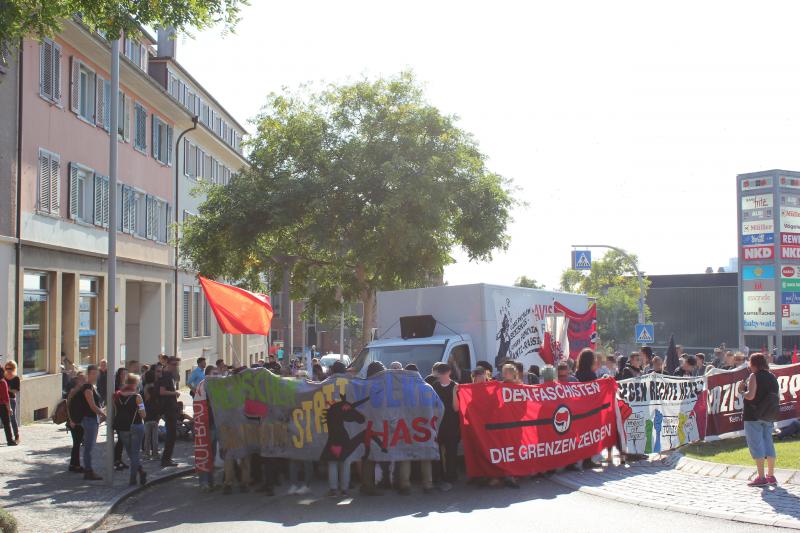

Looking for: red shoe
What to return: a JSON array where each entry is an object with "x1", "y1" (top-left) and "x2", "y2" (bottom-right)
[
  {"x1": 747, "y1": 476, "x2": 768, "y2": 487},
  {"x1": 765, "y1": 475, "x2": 778, "y2": 485}
]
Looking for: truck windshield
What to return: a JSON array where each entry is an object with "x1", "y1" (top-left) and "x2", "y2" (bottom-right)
[{"x1": 349, "y1": 343, "x2": 447, "y2": 377}]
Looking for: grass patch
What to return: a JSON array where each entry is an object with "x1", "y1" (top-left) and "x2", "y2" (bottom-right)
[{"x1": 684, "y1": 436, "x2": 800, "y2": 470}]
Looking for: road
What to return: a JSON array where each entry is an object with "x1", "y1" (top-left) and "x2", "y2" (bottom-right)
[{"x1": 98, "y1": 473, "x2": 778, "y2": 533}]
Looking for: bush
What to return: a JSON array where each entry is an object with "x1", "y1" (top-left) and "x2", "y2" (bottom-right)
[{"x1": 0, "y1": 507, "x2": 17, "y2": 533}]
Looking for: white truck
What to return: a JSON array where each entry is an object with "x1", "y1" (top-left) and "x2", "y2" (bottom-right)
[{"x1": 349, "y1": 283, "x2": 590, "y2": 381}]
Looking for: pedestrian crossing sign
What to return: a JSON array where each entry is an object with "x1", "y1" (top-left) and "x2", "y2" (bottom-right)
[
  {"x1": 635, "y1": 323, "x2": 654, "y2": 344},
  {"x1": 572, "y1": 250, "x2": 592, "y2": 270}
]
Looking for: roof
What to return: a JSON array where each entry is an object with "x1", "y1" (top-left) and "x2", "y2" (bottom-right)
[
  {"x1": 148, "y1": 57, "x2": 249, "y2": 135},
  {"x1": 646, "y1": 272, "x2": 738, "y2": 289},
  {"x1": 369, "y1": 335, "x2": 463, "y2": 347}
]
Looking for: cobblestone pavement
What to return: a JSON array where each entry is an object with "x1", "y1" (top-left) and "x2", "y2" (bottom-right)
[
  {"x1": 0, "y1": 394, "x2": 194, "y2": 533},
  {"x1": 552, "y1": 461, "x2": 800, "y2": 529}
]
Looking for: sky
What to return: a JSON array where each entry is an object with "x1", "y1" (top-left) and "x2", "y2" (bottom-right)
[{"x1": 177, "y1": 0, "x2": 800, "y2": 290}]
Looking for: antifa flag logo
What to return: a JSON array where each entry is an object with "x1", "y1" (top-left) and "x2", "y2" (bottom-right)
[{"x1": 553, "y1": 404, "x2": 572, "y2": 434}]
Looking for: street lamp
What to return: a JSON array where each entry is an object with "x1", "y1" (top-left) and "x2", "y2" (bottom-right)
[{"x1": 571, "y1": 244, "x2": 647, "y2": 324}]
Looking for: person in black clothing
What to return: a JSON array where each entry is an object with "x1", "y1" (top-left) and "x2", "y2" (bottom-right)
[
  {"x1": 4, "y1": 361, "x2": 20, "y2": 444},
  {"x1": 113, "y1": 368, "x2": 129, "y2": 470},
  {"x1": 143, "y1": 367, "x2": 161, "y2": 459},
  {"x1": 66, "y1": 374, "x2": 87, "y2": 472},
  {"x1": 739, "y1": 353, "x2": 780, "y2": 486},
  {"x1": 159, "y1": 357, "x2": 181, "y2": 467},
  {"x1": 96, "y1": 359, "x2": 108, "y2": 406},
  {"x1": 575, "y1": 348, "x2": 598, "y2": 383},
  {"x1": 620, "y1": 352, "x2": 642, "y2": 380},
  {"x1": 527, "y1": 365, "x2": 540, "y2": 385},
  {"x1": 432, "y1": 363, "x2": 460, "y2": 491},
  {"x1": 73, "y1": 365, "x2": 106, "y2": 480},
  {"x1": 614, "y1": 355, "x2": 628, "y2": 380}
]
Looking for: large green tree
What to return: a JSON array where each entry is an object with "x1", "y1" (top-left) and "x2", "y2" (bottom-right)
[
  {"x1": 182, "y1": 72, "x2": 515, "y2": 345},
  {"x1": 514, "y1": 276, "x2": 544, "y2": 289},
  {"x1": 560, "y1": 250, "x2": 650, "y2": 348},
  {"x1": 1, "y1": 0, "x2": 246, "y2": 42}
]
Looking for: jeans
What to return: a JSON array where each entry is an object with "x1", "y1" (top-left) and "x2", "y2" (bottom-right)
[
  {"x1": 82, "y1": 416, "x2": 99, "y2": 472},
  {"x1": 0, "y1": 405, "x2": 12, "y2": 444},
  {"x1": 744, "y1": 420, "x2": 776, "y2": 459},
  {"x1": 69, "y1": 424, "x2": 84, "y2": 467},
  {"x1": 8, "y1": 398, "x2": 18, "y2": 440},
  {"x1": 143, "y1": 421, "x2": 160, "y2": 455},
  {"x1": 289, "y1": 460, "x2": 313, "y2": 487},
  {"x1": 327, "y1": 460, "x2": 352, "y2": 491},
  {"x1": 119, "y1": 424, "x2": 145, "y2": 483},
  {"x1": 439, "y1": 441, "x2": 459, "y2": 483}
]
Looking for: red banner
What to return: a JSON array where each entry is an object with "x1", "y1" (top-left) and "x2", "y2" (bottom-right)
[
  {"x1": 554, "y1": 302, "x2": 597, "y2": 360},
  {"x1": 193, "y1": 395, "x2": 212, "y2": 473},
  {"x1": 199, "y1": 276, "x2": 273, "y2": 336},
  {"x1": 457, "y1": 379, "x2": 618, "y2": 477},
  {"x1": 706, "y1": 363, "x2": 800, "y2": 437}
]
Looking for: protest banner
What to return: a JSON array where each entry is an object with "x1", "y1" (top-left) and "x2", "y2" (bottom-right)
[
  {"x1": 204, "y1": 369, "x2": 443, "y2": 462},
  {"x1": 193, "y1": 381, "x2": 213, "y2": 474},
  {"x1": 457, "y1": 380, "x2": 618, "y2": 477},
  {"x1": 706, "y1": 363, "x2": 800, "y2": 438},
  {"x1": 617, "y1": 373, "x2": 707, "y2": 454}
]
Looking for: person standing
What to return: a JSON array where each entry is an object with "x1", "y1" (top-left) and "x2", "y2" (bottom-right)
[
  {"x1": 66, "y1": 373, "x2": 87, "y2": 471},
  {"x1": 739, "y1": 353, "x2": 780, "y2": 487},
  {"x1": 74, "y1": 365, "x2": 106, "y2": 480},
  {"x1": 4, "y1": 361, "x2": 20, "y2": 444},
  {"x1": 96, "y1": 359, "x2": 108, "y2": 406},
  {"x1": 159, "y1": 357, "x2": 181, "y2": 467},
  {"x1": 187, "y1": 358, "x2": 207, "y2": 397},
  {"x1": 432, "y1": 363, "x2": 460, "y2": 491},
  {"x1": 621, "y1": 352, "x2": 643, "y2": 380},
  {"x1": 0, "y1": 375, "x2": 15, "y2": 446},
  {"x1": 142, "y1": 367, "x2": 161, "y2": 460},
  {"x1": 115, "y1": 374, "x2": 147, "y2": 485}
]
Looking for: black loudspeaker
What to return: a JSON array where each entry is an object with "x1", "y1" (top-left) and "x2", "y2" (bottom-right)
[{"x1": 400, "y1": 315, "x2": 437, "y2": 339}]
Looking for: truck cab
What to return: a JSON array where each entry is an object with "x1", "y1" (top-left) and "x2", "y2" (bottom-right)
[{"x1": 349, "y1": 333, "x2": 476, "y2": 383}]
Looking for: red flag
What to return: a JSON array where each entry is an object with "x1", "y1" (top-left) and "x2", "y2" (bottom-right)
[
  {"x1": 793, "y1": 345, "x2": 798, "y2": 365},
  {"x1": 198, "y1": 276, "x2": 273, "y2": 335}
]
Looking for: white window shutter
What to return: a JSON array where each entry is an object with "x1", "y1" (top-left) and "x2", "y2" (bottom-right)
[
  {"x1": 121, "y1": 186, "x2": 130, "y2": 232},
  {"x1": 38, "y1": 151, "x2": 50, "y2": 212},
  {"x1": 50, "y1": 154, "x2": 60, "y2": 214},
  {"x1": 70, "y1": 56, "x2": 80, "y2": 114},
  {"x1": 69, "y1": 163, "x2": 79, "y2": 219},
  {"x1": 166, "y1": 126, "x2": 173, "y2": 166},
  {"x1": 53, "y1": 44, "x2": 62, "y2": 102},
  {"x1": 39, "y1": 42, "x2": 48, "y2": 96},
  {"x1": 103, "y1": 80, "x2": 111, "y2": 130},
  {"x1": 152, "y1": 117, "x2": 160, "y2": 159},
  {"x1": 93, "y1": 174, "x2": 103, "y2": 225},
  {"x1": 96, "y1": 75, "x2": 106, "y2": 127},
  {"x1": 102, "y1": 177, "x2": 110, "y2": 227},
  {"x1": 123, "y1": 95, "x2": 132, "y2": 142},
  {"x1": 164, "y1": 203, "x2": 172, "y2": 242},
  {"x1": 183, "y1": 139, "x2": 190, "y2": 176}
]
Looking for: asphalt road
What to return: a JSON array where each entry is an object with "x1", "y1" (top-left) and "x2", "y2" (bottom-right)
[{"x1": 98, "y1": 473, "x2": 779, "y2": 533}]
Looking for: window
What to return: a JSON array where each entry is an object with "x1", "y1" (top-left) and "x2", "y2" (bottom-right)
[
  {"x1": 68, "y1": 162, "x2": 94, "y2": 223},
  {"x1": 203, "y1": 153, "x2": 212, "y2": 181},
  {"x1": 151, "y1": 116, "x2": 173, "y2": 165},
  {"x1": 203, "y1": 298, "x2": 211, "y2": 337},
  {"x1": 37, "y1": 149, "x2": 60, "y2": 215},
  {"x1": 195, "y1": 147, "x2": 204, "y2": 180},
  {"x1": 39, "y1": 39, "x2": 62, "y2": 103},
  {"x1": 134, "y1": 102, "x2": 147, "y2": 152},
  {"x1": 78, "y1": 277, "x2": 99, "y2": 366},
  {"x1": 118, "y1": 91, "x2": 131, "y2": 142},
  {"x1": 187, "y1": 91, "x2": 196, "y2": 115},
  {"x1": 71, "y1": 58, "x2": 96, "y2": 122},
  {"x1": 120, "y1": 184, "x2": 136, "y2": 234},
  {"x1": 96, "y1": 76, "x2": 110, "y2": 130},
  {"x1": 124, "y1": 37, "x2": 147, "y2": 70},
  {"x1": 134, "y1": 189, "x2": 146, "y2": 238},
  {"x1": 93, "y1": 174, "x2": 110, "y2": 227},
  {"x1": 183, "y1": 139, "x2": 191, "y2": 177},
  {"x1": 145, "y1": 195, "x2": 160, "y2": 240},
  {"x1": 183, "y1": 286, "x2": 191, "y2": 338},
  {"x1": 23, "y1": 272, "x2": 49, "y2": 375}
]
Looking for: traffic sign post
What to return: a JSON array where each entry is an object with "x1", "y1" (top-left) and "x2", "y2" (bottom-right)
[
  {"x1": 572, "y1": 250, "x2": 592, "y2": 270},
  {"x1": 635, "y1": 323, "x2": 655, "y2": 344}
]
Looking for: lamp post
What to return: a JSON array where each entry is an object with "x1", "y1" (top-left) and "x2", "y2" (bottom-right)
[{"x1": 571, "y1": 244, "x2": 647, "y2": 324}]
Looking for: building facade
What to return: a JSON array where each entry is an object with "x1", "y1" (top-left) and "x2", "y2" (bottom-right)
[{"x1": 0, "y1": 19, "x2": 264, "y2": 423}]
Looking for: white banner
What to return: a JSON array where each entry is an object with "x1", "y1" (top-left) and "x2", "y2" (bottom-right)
[{"x1": 492, "y1": 293, "x2": 543, "y2": 370}]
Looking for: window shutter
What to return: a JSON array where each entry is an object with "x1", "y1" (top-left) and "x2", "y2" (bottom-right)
[
  {"x1": 96, "y1": 75, "x2": 106, "y2": 127},
  {"x1": 39, "y1": 41, "x2": 48, "y2": 97},
  {"x1": 166, "y1": 126, "x2": 173, "y2": 166},
  {"x1": 93, "y1": 174, "x2": 103, "y2": 225},
  {"x1": 152, "y1": 117, "x2": 160, "y2": 159},
  {"x1": 183, "y1": 287, "x2": 191, "y2": 338},
  {"x1": 103, "y1": 80, "x2": 111, "y2": 130},
  {"x1": 49, "y1": 154, "x2": 60, "y2": 214},
  {"x1": 163, "y1": 203, "x2": 171, "y2": 243},
  {"x1": 38, "y1": 151, "x2": 50, "y2": 212},
  {"x1": 183, "y1": 139, "x2": 190, "y2": 176},
  {"x1": 145, "y1": 195, "x2": 154, "y2": 239},
  {"x1": 53, "y1": 44, "x2": 62, "y2": 102},
  {"x1": 102, "y1": 177, "x2": 110, "y2": 227},
  {"x1": 121, "y1": 186, "x2": 130, "y2": 232},
  {"x1": 70, "y1": 56, "x2": 80, "y2": 113},
  {"x1": 69, "y1": 162, "x2": 79, "y2": 219},
  {"x1": 123, "y1": 95, "x2": 131, "y2": 142}
]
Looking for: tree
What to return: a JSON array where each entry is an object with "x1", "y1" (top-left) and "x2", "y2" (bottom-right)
[
  {"x1": 1, "y1": 0, "x2": 246, "y2": 42},
  {"x1": 514, "y1": 276, "x2": 544, "y2": 289},
  {"x1": 559, "y1": 249, "x2": 649, "y2": 348},
  {"x1": 182, "y1": 72, "x2": 515, "y2": 344}
]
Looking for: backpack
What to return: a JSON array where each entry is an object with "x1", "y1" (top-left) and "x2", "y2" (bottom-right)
[{"x1": 53, "y1": 399, "x2": 68, "y2": 425}]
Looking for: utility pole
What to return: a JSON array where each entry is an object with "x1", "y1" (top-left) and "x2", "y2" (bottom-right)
[
  {"x1": 571, "y1": 244, "x2": 647, "y2": 324},
  {"x1": 105, "y1": 36, "x2": 120, "y2": 485}
]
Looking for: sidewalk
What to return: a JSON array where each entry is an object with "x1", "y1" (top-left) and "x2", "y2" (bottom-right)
[
  {"x1": 551, "y1": 457, "x2": 800, "y2": 529},
  {"x1": 0, "y1": 400, "x2": 195, "y2": 533}
]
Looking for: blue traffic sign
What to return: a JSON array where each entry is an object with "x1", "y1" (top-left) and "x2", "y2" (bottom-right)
[
  {"x1": 635, "y1": 323, "x2": 654, "y2": 344},
  {"x1": 572, "y1": 250, "x2": 592, "y2": 270}
]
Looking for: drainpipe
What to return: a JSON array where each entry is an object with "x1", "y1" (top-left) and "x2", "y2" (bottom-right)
[
  {"x1": 173, "y1": 116, "x2": 198, "y2": 357},
  {"x1": 13, "y1": 39, "x2": 23, "y2": 366}
]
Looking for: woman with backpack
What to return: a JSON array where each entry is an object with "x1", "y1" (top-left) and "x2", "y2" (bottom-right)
[
  {"x1": 738, "y1": 353, "x2": 780, "y2": 487},
  {"x1": 114, "y1": 374, "x2": 147, "y2": 486}
]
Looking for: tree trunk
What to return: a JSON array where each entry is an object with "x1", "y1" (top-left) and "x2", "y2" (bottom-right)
[{"x1": 361, "y1": 287, "x2": 376, "y2": 346}]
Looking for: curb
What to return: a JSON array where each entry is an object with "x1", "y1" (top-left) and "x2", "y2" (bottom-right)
[
  {"x1": 70, "y1": 465, "x2": 194, "y2": 533},
  {"x1": 550, "y1": 465, "x2": 800, "y2": 530},
  {"x1": 675, "y1": 455, "x2": 800, "y2": 486}
]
